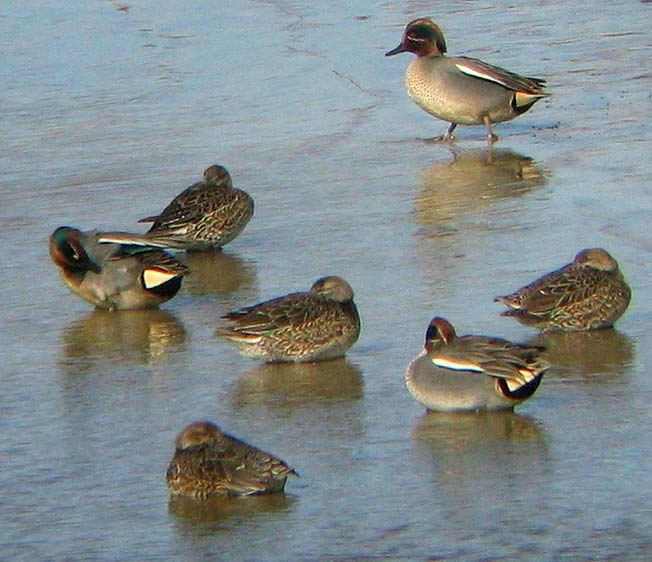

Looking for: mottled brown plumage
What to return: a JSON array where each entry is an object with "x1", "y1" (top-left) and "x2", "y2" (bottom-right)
[
  {"x1": 139, "y1": 165, "x2": 254, "y2": 251},
  {"x1": 166, "y1": 421, "x2": 297, "y2": 499},
  {"x1": 495, "y1": 248, "x2": 631, "y2": 331},
  {"x1": 217, "y1": 276, "x2": 361, "y2": 362}
]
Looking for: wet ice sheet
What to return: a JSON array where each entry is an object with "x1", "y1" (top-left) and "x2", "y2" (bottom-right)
[{"x1": 2, "y1": 1, "x2": 652, "y2": 560}]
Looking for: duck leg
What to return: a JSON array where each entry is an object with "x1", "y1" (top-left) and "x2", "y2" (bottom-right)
[
  {"x1": 422, "y1": 122, "x2": 457, "y2": 144},
  {"x1": 483, "y1": 116, "x2": 498, "y2": 144},
  {"x1": 441, "y1": 122, "x2": 457, "y2": 141}
]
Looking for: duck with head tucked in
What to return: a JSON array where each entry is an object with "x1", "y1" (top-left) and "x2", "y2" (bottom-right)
[
  {"x1": 49, "y1": 226, "x2": 188, "y2": 310},
  {"x1": 139, "y1": 164, "x2": 254, "y2": 251},
  {"x1": 166, "y1": 421, "x2": 297, "y2": 499},
  {"x1": 406, "y1": 317, "x2": 549, "y2": 412},
  {"x1": 217, "y1": 276, "x2": 360, "y2": 363},
  {"x1": 385, "y1": 18, "x2": 548, "y2": 143},
  {"x1": 495, "y1": 248, "x2": 631, "y2": 332}
]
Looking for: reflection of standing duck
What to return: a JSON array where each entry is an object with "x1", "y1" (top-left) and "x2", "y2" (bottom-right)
[
  {"x1": 496, "y1": 248, "x2": 631, "y2": 332},
  {"x1": 413, "y1": 148, "x2": 548, "y2": 231}
]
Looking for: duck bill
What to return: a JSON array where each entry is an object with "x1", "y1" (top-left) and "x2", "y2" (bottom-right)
[{"x1": 385, "y1": 44, "x2": 407, "y2": 56}]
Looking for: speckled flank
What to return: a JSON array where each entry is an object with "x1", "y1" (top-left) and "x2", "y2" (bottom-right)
[
  {"x1": 166, "y1": 421, "x2": 296, "y2": 498},
  {"x1": 405, "y1": 56, "x2": 519, "y2": 126},
  {"x1": 496, "y1": 248, "x2": 631, "y2": 331},
  {"x1": 218, "y1": 276, "x2": 360, "y2": 363},
  {"x1": 386, "y1": 18, "x2": 548, "y2": 141},
  {"x1": 139, "y1": 165, "x2": 254, "y2": 251}
]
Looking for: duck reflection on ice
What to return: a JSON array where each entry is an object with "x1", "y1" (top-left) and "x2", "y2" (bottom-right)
[
  {"x1": 180, "y1": 251, "x2": 257, "y2": 296},
  {"x1": 412, "y1": 409, "x2": 545, "y2": 446},
  {"x1": 532, "y1": 329, "x2": 635, "y2": 381},
  {"x1": 60, "y1": 309, "x2": 186, "y2": 370},
  {"x1": 413, "y1": 148, "x2": 549, "y2": 234},
  {"x1": 231, "y1": 358, "x2": 364, "y2": 408},
  {"x1": 168, "y1": 492, "x2": 295, "y2": 524},
  {"x1": 411, "y1": 410, "x2": 550, "y2": 510}
]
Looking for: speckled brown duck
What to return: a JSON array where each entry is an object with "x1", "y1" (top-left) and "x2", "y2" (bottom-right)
[
  {"x1": 139, "y1": 164, "x2": 254, "y2": 251},
  {"x1": 406, "y1": 317, "x2": 549, "y2": 412},
  {"x1": 166, "y1": 421, "x2": 297, "y2": 498},
  {"x1": 385, "y1": 18, "x2": 548, "y2": 143},
  {"x1": 49, "y1": 226, "x2": 188, "y2": 311},
  {"x1": 495, "y1": 248, "x2": 631, "y2": 332},
  {"x1": 217, "y1": 276, "x2": 361, "y2": 363}
]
